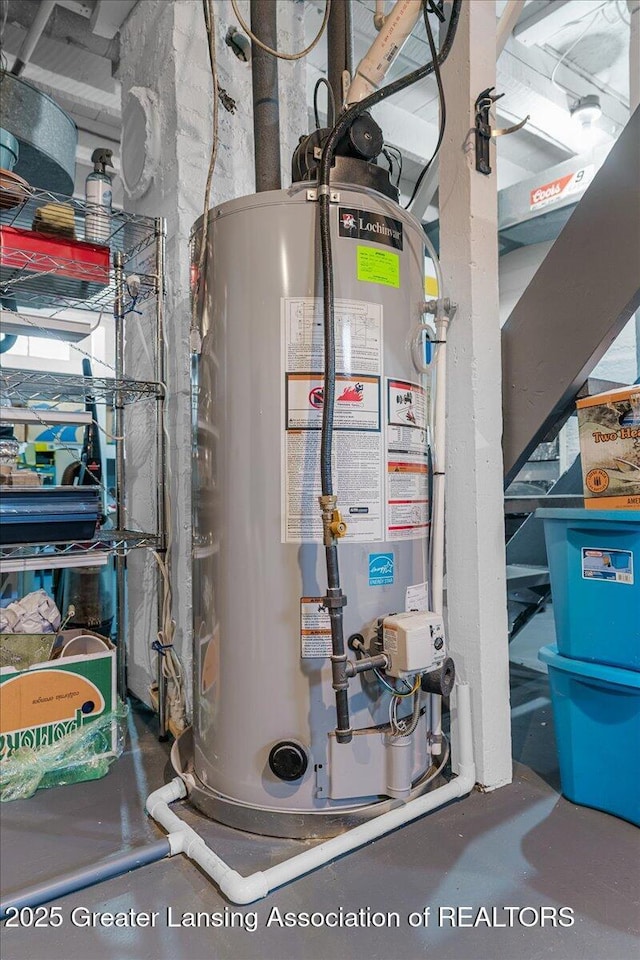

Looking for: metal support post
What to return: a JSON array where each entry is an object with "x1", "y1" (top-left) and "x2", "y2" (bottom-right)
[
  {"x1": 155, "y1": 218, "x2": 169, "y2": 740},
  {"x1": 630, "y1": 1, "x2": 640, "y2": 378},
  {"x1": 113, "y1": 251, "x2": 127, "y2": 700}
]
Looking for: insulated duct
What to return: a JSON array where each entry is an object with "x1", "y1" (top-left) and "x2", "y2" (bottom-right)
[
  {"x1": 250, "y1": 0, "x2": 282, "y2": 192},
  {"x1": 327, "y1": 0, "x2": 353, "y2": 111}
]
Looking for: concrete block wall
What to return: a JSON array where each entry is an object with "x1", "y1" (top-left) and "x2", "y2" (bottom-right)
[{"x1": 119, "y1": 0, "x2": 306, "y2": 713}]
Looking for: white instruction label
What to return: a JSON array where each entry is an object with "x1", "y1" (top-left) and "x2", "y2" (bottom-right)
[
  {"x1": 300, "y1": 597, "x2": 332, "y2": 659},
  {"x1": 284, "y1": 297, "x2": 382, "y2": 374},
  {"x1": 383, "y1": 625, "x2": 398, "y2": 654},
  {"x1": 405, "y1": 581, "x2": 429, "y2": 612},
  {"x1": 386, "y1": 378, "x2": 429, "y2": 542},
  {"x1": 282, "y1": 298, "x2": 384, "y2": 543},
  {"x1": 582, "y1": 548, "x2": 634, "y2": 584}
]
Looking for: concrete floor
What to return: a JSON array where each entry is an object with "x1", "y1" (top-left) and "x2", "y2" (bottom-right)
[{"x1": 1, "y1": 612, "x2": 639, "y2": 960}]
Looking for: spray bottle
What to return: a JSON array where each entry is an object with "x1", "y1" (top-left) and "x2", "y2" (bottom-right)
[{"x1": 85, "y1": 148, "x2": 114, "y2": 244}]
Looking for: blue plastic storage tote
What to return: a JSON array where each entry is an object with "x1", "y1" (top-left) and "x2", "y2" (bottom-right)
[
  {"x1": 537, "y1": 508, "x2": 640, "y2": 671},
  {"x1": 539, "y1": 644, "x2": 640, "y2": 827}
]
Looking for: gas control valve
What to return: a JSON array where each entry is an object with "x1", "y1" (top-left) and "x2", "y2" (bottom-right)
[{"x1": 382, "y1": 611, "x2": 446, "y2": 679}]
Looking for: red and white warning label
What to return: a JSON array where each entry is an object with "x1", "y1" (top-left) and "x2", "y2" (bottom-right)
[
  {"x1": 286, "y1": 373, "x2": 381, "y2": 430},
  {"x1": 386, "y1": 378, "x2": 429, "y2": 541},
  {"x1": 387, "y1": 461, "x2": 429, "y2": 539}
]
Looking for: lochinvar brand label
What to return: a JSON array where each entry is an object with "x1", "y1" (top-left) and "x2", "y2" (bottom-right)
[{"x1": 338, "y1": 207, "x2": 403, "y2": 250}]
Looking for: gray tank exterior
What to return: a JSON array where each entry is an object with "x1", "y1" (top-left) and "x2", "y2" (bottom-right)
[{"x1": 191, "y1": 183, "x2": 431, "y2": 821}]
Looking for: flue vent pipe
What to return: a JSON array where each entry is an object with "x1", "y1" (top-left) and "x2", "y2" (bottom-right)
[{"x1": 250, "y1": 0, "x2": 282, "y2": 192}]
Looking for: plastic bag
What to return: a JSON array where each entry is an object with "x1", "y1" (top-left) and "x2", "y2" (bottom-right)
[
  {"x1": 0, "y1": 701, "x2": 129, "y2": 802},
  {"x1": 0, "y1": 589, "x2": 61, "y2": 634}
]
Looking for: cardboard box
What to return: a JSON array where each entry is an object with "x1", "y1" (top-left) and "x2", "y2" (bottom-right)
[
  {"x1": 0, "y1": 468, "x2": 41, "y2": 487},
  {"x1": 577, "y1": 385, "x2": 640, "y2": 509},
  {"x1": 0, "y1": 637, "x2": 116, "y2": 762}
]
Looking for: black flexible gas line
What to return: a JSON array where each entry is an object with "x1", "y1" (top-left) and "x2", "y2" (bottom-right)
[
  {"x1": 317, "y1": 0, "x2": 462, "y2": 745},
  {"x1": 318, "y1": 0, "x2": 461, "y2": 489}
]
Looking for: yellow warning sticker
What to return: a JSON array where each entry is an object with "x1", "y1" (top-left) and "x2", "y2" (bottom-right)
[
  {"x1": 357, "y1": 245, "x2": 400, "y2": 288},
  {"x1": 425, "y1": 275, "x2": 438, "y2": 296}
]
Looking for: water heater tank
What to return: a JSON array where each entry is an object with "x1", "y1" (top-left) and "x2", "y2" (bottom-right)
[{"x1": 188, "y1": 183, "x2": 434, "y2": 838}]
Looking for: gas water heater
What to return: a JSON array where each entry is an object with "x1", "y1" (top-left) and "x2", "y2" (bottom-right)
[
  {"x1": 175, "y1": 0, "x2": 464, "y2": 844},
  {"x1": 186, "y1": 178, "x2": 452, "y2": 837}
]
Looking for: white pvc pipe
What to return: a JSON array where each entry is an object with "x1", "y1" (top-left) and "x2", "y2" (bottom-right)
[
  {"x1": 146, "y1": 683, "x2": 475, "y2": 905},
  {"x1": 413, "y1": 233, "x2": 450, "y2": 756},
  {"x1": 346, "y1": 0, "x2": 422, "y2": 104},
  {"x1": 430, "y1": 311, "x2": 448, "y2": 617},
  {"x1": 428, "y1": 305, "x2": 450, "y2": 755},
  {"x1": 10, "y1": 0, "x2": 56, "y2": 75}
]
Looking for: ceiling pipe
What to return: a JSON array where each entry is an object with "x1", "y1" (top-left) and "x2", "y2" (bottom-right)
[
  {"x1": 9, "y1": 0, "x2": 56, "y2": 76},
  {"x1": 327, "y1": 0, "x2": 353, "y2": 112},
  {"x1": 346, "y1": 0, "x2": 422, "y2": 106},
  {"x1": 250, "y1": 0, "x2": 281, "y2": 193},
  {"x1": 496, "y1": 0, "x2": 525, "y2": 57}
]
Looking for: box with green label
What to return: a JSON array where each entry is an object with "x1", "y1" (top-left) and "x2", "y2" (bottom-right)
[{"x1": 0, "y1": 645, "x2": 116, "y2": 762}]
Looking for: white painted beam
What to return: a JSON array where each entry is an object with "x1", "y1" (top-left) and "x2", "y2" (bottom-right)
[
  {"x1": 514, "y1": 0, "x2": 598, "y2": 47},
  {"x1": 56, "y1": 0, "x2": 94, "y2": 17},
  {"x1": 502, "y1": 34, "x2": 628, "y2": 131},
  {"x1": 90, "y1": 0, "x2": 138, "y2": 39},
  {"x1": 497, "y1": 37, "x2": 624, "y2": 158},
  {"x1": 439, "y1": 0, "x2": 512, "y2": 789},
  {"x1": 497, "y1": 0, "x2": 526, "y2": 56},
  {"x1": 1, "y1": 23, "x2": 120, "y2": 119}
]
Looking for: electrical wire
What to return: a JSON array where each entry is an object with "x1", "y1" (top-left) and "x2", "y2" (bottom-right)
[
  {"x1": 405, "y1": 2, "x2": 446, "y2": 210},
  {"x1": 374, "y1": 668, "x2": 421, "y2": 698},
  {"x1": 550, "y1": 5, "x2": 604, "y2": 91},
  {"x1": 190, "y1": 0, "x2": 219, "y2": 355},
  {"x1": 231, "y1": 0, "x2": 331, "y2": 61},
  {"x1": 313, "y1": 76, "x2": 336, "y2": 131},
  {"x1": 389, "y1": 681, "x2": 422, "y2": 738}
]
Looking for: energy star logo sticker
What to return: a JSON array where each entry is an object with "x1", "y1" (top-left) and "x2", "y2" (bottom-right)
[{"x1": 369, "y1": 553, "x2": 394, "y2": 586}]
